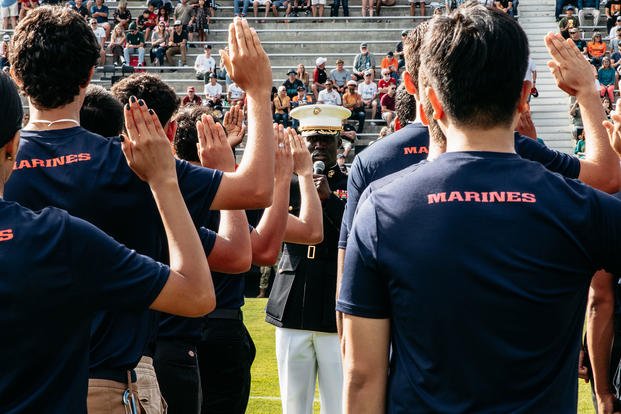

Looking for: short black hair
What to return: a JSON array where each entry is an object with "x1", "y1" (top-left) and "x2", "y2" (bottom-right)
[
  {"x1": 0, "y1": 72, "x2": 23, "y2": 147},
  {"x1": 111, "y1": 73, "x2": 180, "y2": 127},
  {"x1": 80, "y1": 85, "x2": 124, "y2": 137},
  {"x1": 419, "y1": 3, "x2": 528, "y2": 128},
  {"x1": 10, "y1": 6, "x2": 100, "y2": 110},
  {"x1": 395, "y1": 84, "x2": 416, "y2": 124},
  {"x1": 173, "y1": 105, "x2": 214, "y2": 162}
]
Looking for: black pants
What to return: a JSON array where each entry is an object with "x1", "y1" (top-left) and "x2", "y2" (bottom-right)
[
  {"x1": 197, "y1": 318, "x2": 256, "y2": 414},
  {"x1": 153, "y1": 339, "x2": 202, "y2": 414}
]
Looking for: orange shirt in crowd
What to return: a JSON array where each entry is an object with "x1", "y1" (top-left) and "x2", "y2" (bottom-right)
[
  {"x1": 587, "y1": 41, "x2": 606, "y2": 58},
  {"x1": 381, "y1": 57, "x2": 399, "y2": 70}
]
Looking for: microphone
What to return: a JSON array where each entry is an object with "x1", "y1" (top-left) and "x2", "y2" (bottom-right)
[{"x1": 313, "y1": 161, "x2": 325, "y2": 175}]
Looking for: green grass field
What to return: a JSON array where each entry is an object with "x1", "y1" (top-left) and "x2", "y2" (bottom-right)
[{"x1": 243, "y1": 298, "x2": 595, "y2": 414}]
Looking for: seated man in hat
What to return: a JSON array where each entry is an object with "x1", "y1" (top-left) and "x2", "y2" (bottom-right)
[
  {"x1": 124, "y1": 22, "x2": 146, "y2": 67},
  {"x1": 266, "y1": 103, "x2": 351, "y2": 414},
  {"x1": 342, "y1": 80, "x2": 366, "y2": 133},
  {"x1": 357, "y1": 69, "x2": 378, "y2": 119},
  {"x1": 312, "y1": 57, "x2": 329, "y2": 100},
  {"x1": 283, "y1": 68, "x2": 305, "y2": 99},
  {"x1": 195, "y1": 44, "x2": 217, "y2": 81},
  {"x1": 352, "y1": 43, "x2": 376, "y2": 81},
  {"x1": 559, "y1": 5, "x2": 580, "y2": 38},
  {"x1": 204, "y1": 73, "x2": 223, "y2": 108},
  {"x1": 182, "y1": 86, "x2": 202, "y2": 106},
  {"x1": 166, "y1": 20, "x2": 188, "y2": 66}
]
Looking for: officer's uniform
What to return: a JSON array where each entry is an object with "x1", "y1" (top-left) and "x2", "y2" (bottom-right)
[{"x1": 265, "y1": 104, "x2": 350, "y2": 414}]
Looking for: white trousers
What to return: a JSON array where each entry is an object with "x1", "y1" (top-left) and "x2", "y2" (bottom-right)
[
  {"x1": 275, "y1": 328, "x2": 343, "y2": 414},
  {"x1": 578, "y1": 7, "x2": 600, "y2": 26}
]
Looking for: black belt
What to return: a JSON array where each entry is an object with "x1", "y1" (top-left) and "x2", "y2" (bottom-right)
[
  {"x1": 206, "y1": 308, "x2": 243, "y2": 321},
  {"x1": 89, "y1": 367, "x2": 137, "y2": 384}
]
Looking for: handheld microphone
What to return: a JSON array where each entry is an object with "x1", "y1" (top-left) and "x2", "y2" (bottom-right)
[{"x1": 313, "y1": 161, "x2": 325, "y2": 175}]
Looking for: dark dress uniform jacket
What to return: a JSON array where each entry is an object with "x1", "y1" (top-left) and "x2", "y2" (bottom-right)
[{"x1": 266, "y1": 164, "x2": 348, "y2": 333}]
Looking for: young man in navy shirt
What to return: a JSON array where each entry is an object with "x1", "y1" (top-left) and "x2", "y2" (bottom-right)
[
  {"x1": 0, "y1": 72, "x2": 216, "y2": 413},
  {"x1": 6, "y1": 7, "x2": 274, "y2": 413},
  {"x1": 339, "y1": 5, "x2": 621, "y2": 413}
]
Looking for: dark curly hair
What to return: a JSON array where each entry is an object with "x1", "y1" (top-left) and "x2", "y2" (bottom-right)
[
  {"x1": 173, "y1": 105, "x2": 214, "y2": 163},
  {"x1": 111, "y1": 73, "x2": 180, "y2": 127},
  {"x1": 0, "y1": 73, "x2": 23, "y2": 147},
  {"x1": 80, "y1": 85, "x2": 124, "y2": 138},
  {"x1": 9, "y1": 6, "x2": 100, "y2": 110}
]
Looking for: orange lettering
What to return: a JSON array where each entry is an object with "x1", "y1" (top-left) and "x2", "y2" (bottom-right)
[
  {"x1": 17, "y1": 160, "x2": 32, "y2": 170},
  {"x1": 507, "y1": 192, "x2": 521, "y2": 202},
  {"x1": 464, "y1": 192, "x2": 480, "y2": 202},
  {"x1": 448, "y1": 191, "x2": 464, "y2": 202},
  {"x1": 53, "y1": 157, "x2": 65, "y2": 166},
  {"x1": 419, "y1": 146, "x2": 428, "y2": 154},
  {"x1": 521, "y1": 193, "x2": 537, "y2": 203},
  {"x1": 481, "y1": 192, "x2": 489, "y2": 202},
  {"x1": 78, "y1": 153, "x2": 91, "y2": 161},
  {"x1": 65, "y1": 154, "x2": 78, "y2": 164},
  {"x1": 404, "y1": 147, "x2": 418, "y2": 155},
  {"x1": 0, "y1": 229, "x2": 14, "y2": 242},
  {"x1": 31, "y1": 159, "x2": 45, "y2": 168},
  {"x1": 427, "y1": 193, "x2": 447, "y2": 204},
  {"x1": 489, "y1": 192, "x2": 505, "y2": 202}
]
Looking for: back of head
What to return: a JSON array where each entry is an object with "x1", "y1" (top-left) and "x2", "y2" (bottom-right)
[
  {"x1": 419, "y1": 3, "x2": 528, "y2": 129},
  {"x1": 9, "y1": 6, "x2": 100, "y2": 110},
  {"x1": 111, "y1": 73, "x2": 180, "y2": 127},
  {"x1": 395, "y1": 84, "x2": 416, "y2": 124},
  {"x1": 0, "y1": 72, "x2": 23, "y2": 147},
  {"x1": 80, "y1": 85, "x2": 124, "y2": 138},
  {"x1": 173, "y1": 105, "x2": 214, "y2": 162},
  {"x1": 403, "y1": 21, "x2": 429, "y2": 85}
]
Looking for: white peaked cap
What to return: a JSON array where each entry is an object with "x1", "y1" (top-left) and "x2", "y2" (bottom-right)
[{"x1": 290, "y1": 104, "x2": 351, "y2": 136}]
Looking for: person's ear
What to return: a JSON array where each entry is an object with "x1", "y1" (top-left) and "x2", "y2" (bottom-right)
[
  {"x1": 426, "y1": 86, "x2": 444, "y2": 120},
  {"x1": 3, "y1": 131, "x2": 20, "y2": 161},
  {"x1": 419, "y1": 102, "x2": 430, "y2": 126},
  {"x1": 165, "y1": 120, "x2": 177, "y2": 142},
  {"x1": 403, "y1": 71, "x2": 418, "y2": 95},
  {"x1": 517, "y1": 80, "x2": 531, "y2": 113}
]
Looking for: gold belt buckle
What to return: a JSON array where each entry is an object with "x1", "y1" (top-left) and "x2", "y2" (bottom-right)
[{"x1": 307, "y1": 245, "x2": 316, "y2": 259}]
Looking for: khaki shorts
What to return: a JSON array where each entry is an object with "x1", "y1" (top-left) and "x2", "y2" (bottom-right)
[{"x1": 135, "y1": 356, "x2": 168, "y2": 414}]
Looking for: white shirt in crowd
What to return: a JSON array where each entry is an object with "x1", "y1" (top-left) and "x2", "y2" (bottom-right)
[
  {"x1": 204, "y1": 82, "x2": 223, "y2": 99},
  {"x1": 358, "y1": 81, "x2": 377, "y2": 100},
  {"x1": 524, "y1": 57, "x2": 536, "y2": 83},
  {"x1": 195, "y1": 54, "x2": 216, "y2": 74},
  {"x1": 228, "y1": 83, "x2": 244, "y2": 100},
  {"x1": 92, "y1": 27, "x2": 106, "y2": 47},
  {"x1": 317, "y1": 89, "x2": 342, "y2": 106}
]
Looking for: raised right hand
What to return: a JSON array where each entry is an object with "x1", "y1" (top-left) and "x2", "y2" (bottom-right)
[
  {"x1": 289, "y1": 128, "x2": 313, "y2": 177},
  {"x1": 219, "y1": 17, "x2": 272, "y2": 97},
  {"x1": 197, "y1": 114, "x2": 237, "y2": 172},
  {"x1": 121, "y1": 96, "x2": 177, "y2": 185},
  {"x1": 545, "y1": 32, "x2": 597, "y2": 97},
  {"x1": 274, "y1": 124, "x2": 293, "y2": 180}
]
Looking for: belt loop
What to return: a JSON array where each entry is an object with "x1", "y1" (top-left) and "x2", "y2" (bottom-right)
[{"x1": 307, "y1": 245, "x2": 316, "y2": 259}]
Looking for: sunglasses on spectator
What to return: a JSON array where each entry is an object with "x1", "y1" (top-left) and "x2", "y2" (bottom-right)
[
  {"x1": 364, "y1": 74, "x2": 372, "y2": 77},
  {"x1": 569, "y1": 30, "x2": 578, "y2": 34}
]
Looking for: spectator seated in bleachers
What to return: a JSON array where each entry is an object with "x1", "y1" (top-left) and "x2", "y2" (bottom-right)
[
  {"x1": 610, "y1": 15, "x2": 621, "y2": 39},
  {"x1": 598, "y1": 56, "x2": 617, "y2": 107},
  {"x1": 357, "y1": 69, "x2": 378, "y2": 118},
  {"x1": 271, "y1": 0, "x2": 290, "y2": 17},
  {"x1": 227, "y1": 81, "x2": 245, "y2": 107},
  {"x1": 204, "y1": 72, "x2": 223, "y2": 108},
  {"x1": 89, "y1": 18, "x2": 106, "y2": 65},
  {"x1": 156, "y1": 7, "x2": 170, "y2": 26},
  {"x1": 283, "y1": 68, "x2": 305, "y2": 98},
  {"x1": 182, "y1": 85, "x2": 202, "y2": 106},
  {"x1": 380, "y1": 51, "x2": 398, "y2": 76},
  {"x1": 578, "y1": 0, "x2": 600, "y2": 26},
  {"x1": 19, "y1": 0, "x2": 38, "y2": 21},
  {"x1": 297, "y1": 63, "x2": 310, "y2": 89},
  {"x1": 311, "y1": 0, "x2": 325, "y2": 17},
  {"x1": 148, "y1": 0, "x2": 173, "y2": 13},
  {"x1": 361, "y1": 0, "x2": 374, "y2": 17},
  {"x1": 340, "y1": 122, "x2": 356, "y2": 157},
  {"x1": 69, "y1": 0, "x2": 90, "y2": 19},
  {"x1": 330, "y1": 59, "x2": 352, "y2": 95},
  {"x1": 380, "y1": 83, "x2": 396, "y2": 125},
  {"x1": 606, "y1": 0, "x2": 621, "y2": 33},
  {"x1": 352, "y1": 42, "x2": 376, "y2": 81},
  {"x1": 495, "y1": 0, "x2": 514, "y2": 17},
  {"x1": 124, "y1": 22, "x2": 145, "y2": 67},
  {"x1": 317, "y1": 79, "x2": 342, "y2": 105},
  {"x1": 195, "y1": 44, "x2": 216, "y2": 80},
  {"x1": 409, "y1": 0, "x2": 425, "y2": 17},
  {"x1": 0, "y1": 33, "x2": 9, "y2": 69},
  {"x1": 273, "y1": 85, "x2": 291, "y2": 126},
  {"x1": 113, "y1": 0, "x2": 132, "y2": 29},
  {"x1": 166, "y1": 20, "x2": 188, "y2": 66},
  {"x1": 395, "y1": 30, "x2": 407, "y2": 70},
  {"x1": 150, "y1": 21, "x2": 169, "y2": 66},
  {"x1": 377, "y1": 68, "x2": 396, "y2": 102},
  {"x1": 291, "y1": 86, "x2": 312, "y2": 129},
  {"x1": 556, "y1": 0, "x2": 577, "y2": 21},
  {"x1": 253, "y1": 0, "x2": 272, "y2": 19},
  {"x1": 588, "y1": 31, "x2": 607, "y2": 67},
  {"x1": 569, "y1": 27, "x2": 587, "y2": 52},
  {"x1": 288, "y1": 0, "x2": 311, "y2": 17},
  {"x1": 342, "y1": 79, "x2": 366, "y2": 133},
  {"x1": 559, "y1": 5, "x2": 579, "y2": 38},
  {"x1": 311, "y1": 56, "x2": 328, "y2": 100},
  {"x1": 233, "y1": 0, "x2": 251, "y2": 16},
  {"x1": 137, "y1": 6, "x2": 157, "y2": 42},
  {"x1": 173, "y1": 0, "x2": 195, "y2": 37},
  {"x1": 90, "y1": 0, "x2": 110, "y2": 39},
  {"x1": 107, "y1": 24, "x2": 126, "y2": 66}
]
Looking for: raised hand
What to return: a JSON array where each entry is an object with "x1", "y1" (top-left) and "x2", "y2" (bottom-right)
[
  {"x1": 219, "y1": 17, "x2": 272, "y2": 96},
  {"x1": 223, "y1": 104, "x2": 246, "y2": 148},
  {"x1": 545, "y1": 32, "x2": 597, "y2": 97},
  {"x1": 603, "y1": 100, "x2": 621, "y2": 156},
  {"x1": 274, "y1": 123, "x2": 293, "y2": 180},
  {"x1": 288, "y1": 128, "x2": 313, "y2": 177},
  {"x1": 197, "y1": 114, "x2": 236, "y2": 172},
  {"x1": 516, "y1": 109, "x2": 538, "y2": 139},
  {"x1": 122, "y1": 96, "x2": 176, "y2": 185}
]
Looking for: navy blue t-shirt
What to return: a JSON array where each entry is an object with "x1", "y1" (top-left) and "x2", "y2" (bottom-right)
[
  {"x1": 0, "y1": 200, "x2": 169, "y2": 413},
  {"x1": 4, "y1": 127, "x2": 222, "y2": 380},
  {"x1": 337, "y1": 151, "x2": 620, "y2": 413},
  {"x1": 339, "y1": 131, "x2": 581, "y2": 249}
]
